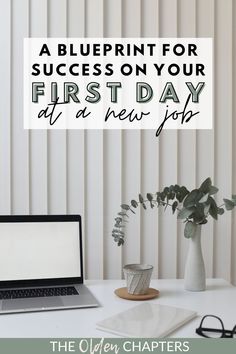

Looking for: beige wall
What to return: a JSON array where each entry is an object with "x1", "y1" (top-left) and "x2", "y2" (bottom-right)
[{"x1": 0, "y1": 0, "x2": 235, "y2": 284}]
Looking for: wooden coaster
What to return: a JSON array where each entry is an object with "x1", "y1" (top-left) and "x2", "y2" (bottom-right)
[{"x1": 114, "y1": 287, "x2": 160, "y2": 301}]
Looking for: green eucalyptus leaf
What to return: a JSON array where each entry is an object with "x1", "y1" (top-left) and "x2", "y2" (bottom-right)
[
  {"x1": 118, "y1": 212, "x2": 129, "y2": 217},
  {"x1": 114, "y1": 223, "x2": 125, "y2": 228},
  {"x1": 209, "y1": 186, "x2": 219, "y2": 195},
  {"x1": 172, "y1": 201, "x2": 178, "y2": 214},
  {"x1": 160, "y1": 192, "x2": 165, "y2": 201},
  {"x1": 120, "y1": 204, "x2": 130, "y2": 210},
  {"x1": 199, "y1": 193, "x2": 209, "y2": 203},
  {"x1": 176, "y1": 189, "x2": 188, "y2": 203},
  {"x1": 192, "y1": 205, "x2": 205, "y2": 223},
  {"x1": 231, "y1": 195, "x2": 236, "y2": 206},
  {"x1": 117, "y1": 239, "x2": 124, "y2": 246},
  {"x1": 183, "y1": 189, "x2": 202, "y2": 207},
  {"x1": 176, "y1": 192, "x2": 181, "y2": 202},
  {"x1": 217, "y1": 207, "x2": 224, "y2": 215},
  {"x1": 184, "y1": 221, "x2": 197, "y2": 238},
  {"x1": 199, "y1": 177, "x2": 212, "y2": 194},
  {"x1": 156, "y1": 192, "x2": 161, "y2": 203},
  {"x1": 142, "y1": 202, "x2": 147, "y2": 210},
  {"x1": 223, "y1": 198, "x2": 235, "y2": 211},
  {"x1": 131, "y1": 200, "x2": 138, "y2": 208},
  {"x1": 163, "y1": 187, "x2": 169, "y2": 195},
  {"x1": 177, "y1": 194, "x2": 185, "y2": 203},
  {"x1": 179, "y1": 187, "x2": 190, "y2": 202},
  {"x1": 181, "y1": 186, "x2": 190, "y2": 194},
  {"x1": 168, "y1": 191, "x2": 175, "y2": 200},
  {"x1": 112, "y1": 229, "x2": 124, "y2": 235},
  {"x1": 204, "y1": 203, "x2": 211, "y2": 216},
  {"x1": 139, "y1": 194, "x2": 144, "y2": 203},
  {"x1": 199, "y1": 219, "x2": 208, "y2": 225},
  {"x1": 115, "y1": 217, "x2": 122, "y2": 223},
  {"x1": 147, "y1": 193, "x2": 153, "y2": 202},
  {"x1": 209, "y1": 197, "x2": 218, "y2": 220},
  {"x1": 177, "y1": 207, "x2": 195, "y2": 220},
  {"x1": 174, "y1": 184, "x2": 180, "y2": 192},
  {"x1": 175, "y1": 186, "x2": 189, "y2": 203}
]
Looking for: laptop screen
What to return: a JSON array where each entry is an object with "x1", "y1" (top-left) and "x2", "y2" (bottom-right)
[{"x1": 0, "y1": 219, "x2": 81, "y2": 282}]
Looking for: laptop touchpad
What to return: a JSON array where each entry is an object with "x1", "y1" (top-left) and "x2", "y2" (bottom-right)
[{"x1": 3, "y1": 297, "x2": 63, "y2": 311}]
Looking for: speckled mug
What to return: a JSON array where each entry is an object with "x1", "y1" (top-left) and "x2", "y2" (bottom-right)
[{"x1": 123, "y1": 264, "x2": 153, "y2": 295}]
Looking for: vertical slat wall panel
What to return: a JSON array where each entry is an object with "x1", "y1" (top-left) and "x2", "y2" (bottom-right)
[
  {"x1": 232, "y1": 0, "x2": 236, "y2": 286},
  {"x1": 48, "y1": 0, "x2": 67, "y2": 214},
  {"x1": 0, "y1": 0, "x2": 235, "y2": 283},
  {"x1": 29, "y1": 0, "x2": 48, "y2": 214},
  {"x1": 158, "y1": 0, "x2": 178, "y2": 278},
  {"x1": 0, "y1": 0, "x2": 11, "y2": 214},
  {"x1": 103, "y1": 0, "x2": 123, "y2": 279},
  {"x1": 67, "y1": 0, "x2": 85, "y2": 39},
  {"x1": 67, "y1": 0, "x2": 86, "y2": 273},
  {"x1": 122, "y1": 0, "x2": 142, "y2": 266},
  {"x1": 84, "y1": 0, "x2": 104, "y2": 279},
  {"x1": 140, "y1": 0, "x2": 160, "y2": 278},
  {"x1": 196, "y1": 0, "x2": 215, "y2": 278},
  {"x1": 177, "y1": 0, "x2": 197, "y2": 278},
  {"x1": 11, "y1": 0, "x2": 29, "y2": 214},
  {"x1": 214, "y1": 0, "x2": 232, "y2": 281},
  {"x1": 67, "y1": 0, "x2": 85, "y2": 216}
]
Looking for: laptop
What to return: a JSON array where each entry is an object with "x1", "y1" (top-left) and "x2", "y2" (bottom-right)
[{"x1": 0, "y1": 215, "x2": 99, "y2": 314}]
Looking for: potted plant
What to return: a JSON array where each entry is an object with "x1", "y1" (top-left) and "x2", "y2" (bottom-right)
[{"x1": 112, "y1": 177, "x2": 236, "y2": 291}]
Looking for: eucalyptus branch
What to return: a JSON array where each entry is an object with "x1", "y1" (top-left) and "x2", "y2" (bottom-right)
[
  {"x1": 157, "y1": 200, "x2": 182, "y2": 211},
  {"x1": 112, "y1": 178, "x2": 236, "y2": 246},
  {"x1": 134, "y1": 199, "x2": 181, "y2": 212}
]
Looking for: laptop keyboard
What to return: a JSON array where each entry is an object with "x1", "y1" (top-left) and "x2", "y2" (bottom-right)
[{"x1": 0, "y1": 286, "x2": 79, "y2": 299}]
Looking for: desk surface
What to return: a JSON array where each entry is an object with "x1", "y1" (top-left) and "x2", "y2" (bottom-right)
[{"x1": 0, "y1": 279, "x2": 235, "y2": 337}]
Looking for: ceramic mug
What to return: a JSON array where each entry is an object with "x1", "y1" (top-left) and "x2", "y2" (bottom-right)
[{"x1": 123, "y1": 264, "x2": 153, "y2": 295}]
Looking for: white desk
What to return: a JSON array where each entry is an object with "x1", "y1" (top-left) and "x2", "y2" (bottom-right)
[{"x1": 0, "y1": 279, "x2": 235, "y2": 337}]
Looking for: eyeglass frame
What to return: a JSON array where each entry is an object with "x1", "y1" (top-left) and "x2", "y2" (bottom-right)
[{"x1": 196, "y1": 315, "x2": 236, "y2": 338}]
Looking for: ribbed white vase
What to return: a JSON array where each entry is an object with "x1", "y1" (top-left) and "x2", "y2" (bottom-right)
[{"x1": 184, "y1": 225, "x2": 206, "y2": 291}]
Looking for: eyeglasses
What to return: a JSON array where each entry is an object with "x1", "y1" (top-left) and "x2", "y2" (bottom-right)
[{"x1": 196, "y1": 315, "x2": 236, "y2": 338}]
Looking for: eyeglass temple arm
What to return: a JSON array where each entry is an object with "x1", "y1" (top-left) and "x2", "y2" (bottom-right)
[
  {"x1": 199, "y1": 327, "x2": 223, "y2": 333},
  {"x1": 197, "y1": 327, "x2": 234, "y2": 334}
]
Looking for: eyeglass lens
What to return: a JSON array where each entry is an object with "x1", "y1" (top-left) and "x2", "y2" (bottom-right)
[{"x1": 200, "y1": 315, "x2": 224, "y2": 338}]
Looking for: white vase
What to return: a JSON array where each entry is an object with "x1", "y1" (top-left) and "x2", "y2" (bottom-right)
[{"x1": 184, "y1": 225, "x2": 206, "y2": 291}]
